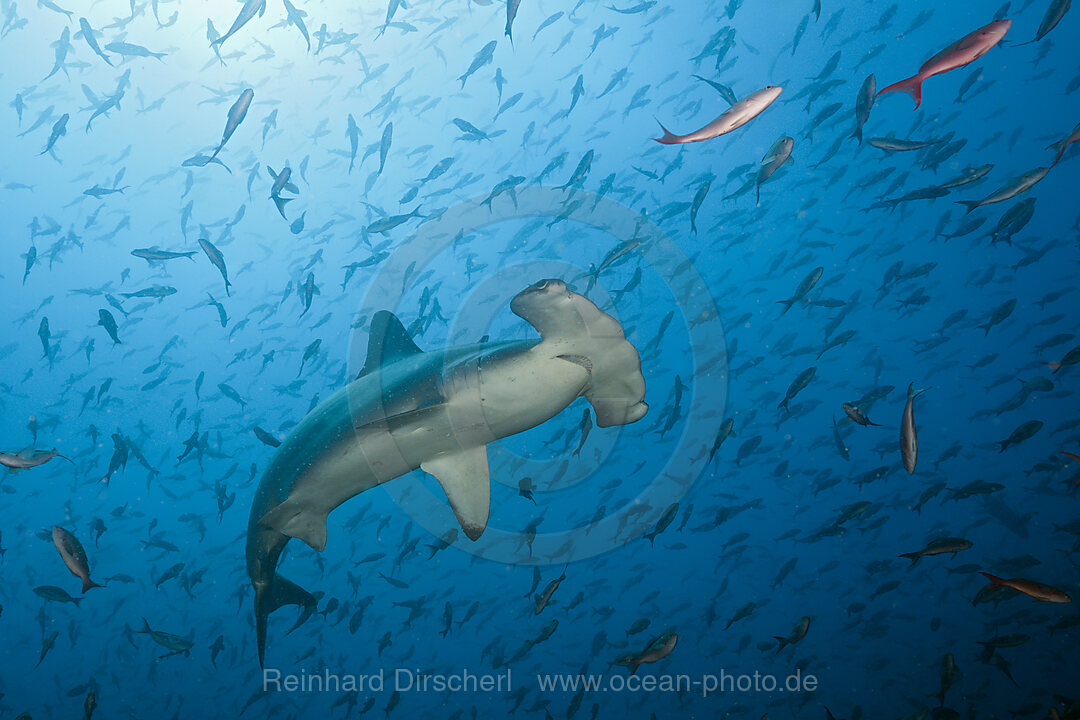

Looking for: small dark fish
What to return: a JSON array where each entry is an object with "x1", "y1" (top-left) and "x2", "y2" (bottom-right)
[
  {"x1": 212, "y1": 0, "x2": 267, "y2": 48},
  {"x1": 210, "y1": 88, "x2": 254, "y2": 160},
  {"x1": 254, "y1": 426, "x2": 281, "y2": 448},
  {"x1": 900, "y1": 383, "x2": 929, "y2": 473},
  {"x1": 97, "y1": 309, "x2": 121, "y2": 344},
  {"x1": 199, "y1": 238, "x2": 232, "y2": 295}
]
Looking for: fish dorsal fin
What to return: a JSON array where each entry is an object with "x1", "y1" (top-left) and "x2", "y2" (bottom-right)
[
  {"x1": 358, "y1": 310, "x2": 424, "y2": 378},
  {"x1": 421, "y1": 446, "x2": 490, "y2": 541}
]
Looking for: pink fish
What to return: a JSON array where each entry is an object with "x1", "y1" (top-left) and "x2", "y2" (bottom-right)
[
  {"x1": 877, "y1": 20, "x2": 1011, "y2": 109},
  {"x1": 1049, "y1": 120, "x2": 1080, "y2": 166},
  {"x1": 654, "y1": 85, "x2": 782, "y2": 145}
]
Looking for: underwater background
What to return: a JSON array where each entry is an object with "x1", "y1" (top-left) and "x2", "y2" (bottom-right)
[{"x1": 1, "y1": 0, "x2": 1079, "y2": 717}]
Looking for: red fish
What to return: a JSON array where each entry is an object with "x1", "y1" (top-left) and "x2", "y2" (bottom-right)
[
  {"x1": 979, "y1": 572, "x2": 1072, "y2": 603},
  {"x1": 1060, "y1": 451, "x2": 1080, "y2": 484},
  {"x1": 654, "y1": 86, "x2": 782, "y2": 145},
  {"x1": 877, "y1": 20, "x2": 1011, "y2": 109},
  {"x1": 1049, "y1": 120, "x2": 1080, "y2": 166}
]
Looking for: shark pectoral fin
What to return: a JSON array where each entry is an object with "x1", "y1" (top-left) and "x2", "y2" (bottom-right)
[
  {"x1": 421, "y1": 446, "x2": 490, "y2": 541},
  {"x1": 259, "y1": 498, "x2": 328, "y2": 552}
]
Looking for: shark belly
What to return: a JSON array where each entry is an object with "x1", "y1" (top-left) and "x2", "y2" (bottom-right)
[
  {"x1": 246, "y1": 279, "x2": 648, "y2": 666},
  {"x1": 249, "y1": 342, "x2": 588, "y2": 559}
]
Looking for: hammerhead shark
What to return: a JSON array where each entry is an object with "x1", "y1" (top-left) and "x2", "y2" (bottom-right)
[{"x1": 247, "y1": 279, "x2": 648, "y2": 665}]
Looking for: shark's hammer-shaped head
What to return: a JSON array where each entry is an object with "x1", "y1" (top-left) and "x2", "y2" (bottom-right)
[{"x1": 511, "y1": 279, "x2": 648, "y2": 428}]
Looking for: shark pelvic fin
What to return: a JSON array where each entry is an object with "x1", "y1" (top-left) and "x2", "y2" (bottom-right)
[
  {"x1": 259, "y1": 498, "x2": 328, "y2": 552},
  {"x1": 357, "y1": 310, "x2": 425, "y2": 378},
  {"x1": 421, "y1": 446, "x2": 491, "y2": 541}
]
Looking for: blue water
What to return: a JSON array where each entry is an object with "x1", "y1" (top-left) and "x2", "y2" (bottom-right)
[{"x1": 2, "y1": 0, "x2": 1079, "y2": 716}]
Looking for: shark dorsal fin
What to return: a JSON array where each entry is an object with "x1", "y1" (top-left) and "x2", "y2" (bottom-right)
[{"x1": 358, "y1": 310, "x2": 424, "y2": 378}]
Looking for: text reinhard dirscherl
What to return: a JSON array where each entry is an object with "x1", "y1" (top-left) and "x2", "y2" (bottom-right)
[{"x1": 263, "y1": 668, "x2": 513, "y2": 694}]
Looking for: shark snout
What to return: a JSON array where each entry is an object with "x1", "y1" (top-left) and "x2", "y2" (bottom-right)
[
  {"x1": 526, "y1": 278, "x2": 568, "y2": 295},
  {"x1": 511, "y1": 278, "x2": 574, "y2": 326}
]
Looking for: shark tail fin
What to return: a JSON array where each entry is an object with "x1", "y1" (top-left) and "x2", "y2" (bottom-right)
[
  {"x1": 511, "y1": 279, "x2": 648, "y2": 427},
  {"x1": 255, "y1": 574, "x2": 317, "y2": 668}
]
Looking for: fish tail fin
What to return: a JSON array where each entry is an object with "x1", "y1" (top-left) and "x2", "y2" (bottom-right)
[
  {"x1": 82, "y1": 578, "x2": 106, "y2": 593},
  {"x1": 272, "y1": 195, "x2": 293, "y2": 220},
  {"x1": 849, "y1": 125, "x2": 862, "y2": 145},
  {"x1": 907, "y1": 383, "x2": 929, "y2": 400},
  {"x1": 254, "y1": 574, "x2": 317, "y2": 667},
  {"x1": 955, "y1": 200, "x2": 981, "y2": 215},
  {"x1": 776, "y1": 299, "x2": 794, "y2": 316},
  {"x1": 652, "y1": 120, "x2": 679, "y2": 145},
  {"x1": 899, "y1": 552, "x2": 922, "y2": 565},
  {"x1": 773, "y1": 636, "x2": 789, "y2": 654},
  {"x1": 877, "y1": 75, "x2": 923, "y2": 109},
  {"x1": 1050, "y1": 145, "x2": 1066, "y2": 167},
  {"x1": 980, "y1": 571, "x2": 1005, "y2": 588},
  {"x1": 1045, "y1": 361, "x2": 1061, "y2": 372}
]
